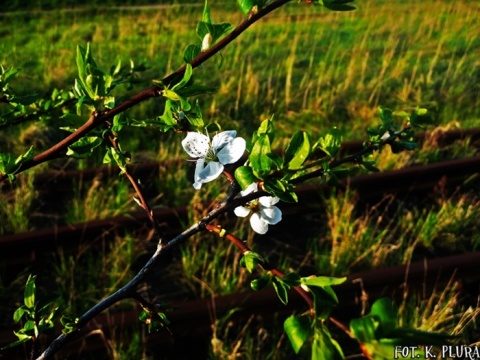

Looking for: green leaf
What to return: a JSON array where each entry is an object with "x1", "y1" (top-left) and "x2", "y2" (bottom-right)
[
  {"x1": 237, "y1": 0, "x2": 259, "y2": 16},
  {"x1": 235, "y1": 166, "x2": 257, "y2": 190},
  {"x1": 24, "y1": 274, "x2": 36, "y2": 309},
  {"x1": 183, "y1": 101, "x2": 205, "y2": 127},
  {"x1": 284, "y1": 131, "x2": 311, "y2": 169},
  {"x1": 316, "y1": 128, "x2": 342, "y2": 157},
  {"x1": 308, "y1": 286, "x2": 338, "y2": 319},
  {"x1": 76, "y1": 44, "x2": 100, "y2": 100},
  {"x1": 312, "y1": 325, "x2": 344, "y2": 360},
  {"x1": 323, "y1": 3, "x2": 356, "y2": 11},
  {"x1": 67, "y1": 136, "x2": 103, "y2": 157},
  {"x1": 263, "y1": 178, "x2": 298, "y2": 203},
  {"x1": 370, "y1": 298, "x2": 397, "y2": 336},
  {"x1": 138, "y1": 309, "x2": 149, "y2": 322},
  {"x1": 272, "y1": 277, "x2": 289, "y2": 305},
  {"x1": 202, "y1": 0, "x2": 212, "y2": 23},
  {"x1": 251, "y1": 275, "x2": 271, "y2": 291},
  {"x1": 389, "y1": 141, "x2": 417, "y2": 154},
  {"x1": 112, "y1": 113, "x2": 128, "y2": 132},
  {"x1": 163, "y1": 89, "x2": 191, "y2": 111},
  {"x1": 266, "y1": 152, "x2": 283, "y2": 170},
  {"x1": 284, "y1": 314, "x2": 312, "y2": 354},
  {"x1": 410, "y1": 108, "x2": 435, "y2": 127},
  {"x1": 242, "y1": 251, "x2": 264, "y2": 273},
  {"x1": 103, "y1": 147, "x2": 130, "y2": 173},
  {"x1": 0, "y1": 336, "x2": 31, "y2": 351},
  {"x1": 282, "y1": 272, "x2": 301, "y2": 287},
  {"x1": 350, "y1": 316, "x2": 377, "y2": 344},
  {"x1": 159, "y1": 99, "x2": 177, "y2": 126},
  {"x1": 183, "y1": 44, "x2": 202, "y2": 63},
  {"x1": 197, "y1": 22, "x2": 233, "y2": 44},
  {"x1": 378, "y1": 107, "x2": 393, "y2": 127},
  {"x1": 302, "y1": 276, "x2": 346, "y2": 288},
  {"x1": 13, "y1": 306, "x2": 28, "y2": 323},
  {"x1": 250, "y1": 134, "x2": 272, "y2": 175},
  {"x1": 172, "y1": 64, "x2": 193, "y2": 91}
]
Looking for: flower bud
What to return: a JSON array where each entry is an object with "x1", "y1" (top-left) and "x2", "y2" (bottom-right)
[{"x1": 202, "y1": 33, "x2": 213, "y2": 52}]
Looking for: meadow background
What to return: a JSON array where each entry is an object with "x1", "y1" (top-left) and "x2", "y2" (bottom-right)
[{"x1": 0, "y1": 0, "x2": 479, "y2": 358}]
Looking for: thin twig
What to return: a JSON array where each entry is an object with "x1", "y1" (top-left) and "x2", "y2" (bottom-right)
[
  {"x1": 205, "y1": 224, "x2": 315, "y2": 313},
  {"x1": 107, "y1": 134, "x2": 164, "y2": 242}
]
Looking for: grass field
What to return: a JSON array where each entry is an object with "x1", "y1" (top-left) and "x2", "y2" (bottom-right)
[
  {"x1": 1, "y1": 1, "x2": 479, "y2": 146},
  {"x1": 1, "y1": 1, "x2": 479, "y2": 358}
]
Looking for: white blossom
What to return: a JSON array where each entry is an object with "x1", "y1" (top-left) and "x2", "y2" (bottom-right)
[
  {"x1": 182, "y1": 130, "x2": 246, "y2": 189},
  {"x1": 234, "y1": 183, "x2": 282, "y2": 234}
]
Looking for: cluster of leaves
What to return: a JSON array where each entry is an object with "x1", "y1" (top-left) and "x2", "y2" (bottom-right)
[
  {"x1": 0, "y1": 276, "x2": 61, "y2": 351},
  {"x1": 241, "y1": 251, "x2": 346, "y2": 358},
  {"x1": 234, "y1": 117, "x2": 349, "y2": 202},
  {"x1": 350, "y1": 298, "x2": 454, "y2": 359}
]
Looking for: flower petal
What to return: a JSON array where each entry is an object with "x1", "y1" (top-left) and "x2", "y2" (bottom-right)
[
  {"x1": 234, "y1": 206, "x2": 251, "y2": 218},
  {"x1": 195, "y1": 160, "x2": 224, "y2": 183},
  {"x1": 240, "y1": 182, "x2": 258, "y2": 196},
  {"x1": 259, "y1": 195, "x2": 279, "y2": 207},
  {"x1": 182, "y1": 132, "x2": 210, "y2": 158},
  {"x1": 211, "y1": 130, "x2": 237, "y2": 151},
  {"x1": 260, "y1": 206, "x2": 282, "y2": 225},
  {"x1": 250, "y1": 213, "x2": 269, "y2": 234},
  {"x1": 217, "y1": 137, "x2": 246, "y2": 165}
]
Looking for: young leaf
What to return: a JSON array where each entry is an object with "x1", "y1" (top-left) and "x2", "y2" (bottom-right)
[
  {"x1": 24, "y1": 275, "x2": 36, "y2": 309},
  {"x1": 250, "y1": 134, "x2": 273, "y2": 175},
  {"x1": 237, "y1": 0, "x2": 266, "y2": 16},
  {"x1": 315, "y1": 128, "x2": 342, "y2": 157},
  {"x1": 312, "y1": 325, "x2": 344, "y2": 360},
  {"x1": 172, "y1": 64, "x2": 193, "y2": 91},
  {"x1": 370, "y1": 298, "x2": 397, "y2": 335},
  {"x1": 284, "y1": 131, "x2": 311, "y2": 169},
  {"x1": 282, "y1": 272, "x2": 301, "y2": 287},
  {"x1": 250, "y1": 275, "x2": 271, "y2": 291},
  {"x1": 410, "y1": 107, "x2": 435, "y2": 127},
  {"x1": 0, "y1": 335, "x2": 31, "y2": 351},
  {"x1": 263, "y1": 178, "x2": 298, "y2": 203},
  {"x1": 66, "y1": 137, "x2": 103, "y2": 157},
  {"x1": 349, "y1": 316, "x2": 377, "y2": 344},
  {"x1": 183, "y1": 44, "x2": 202, "y2": 63},
  {"x1": 242, "y1": 251, "x2": 264, "y2": 273},
  {"x1": 235, "y1": 166, "x2": 257, "y2": 190},
  {"x1": 302, "y1": 276, "x2": 346, "y2": 288},
  {"x1": 13, "y1": 306, "x2": 28, "y2": 323},
  {"x1": 202, "y1": 0, "x2": 212, "y2": 23},
  {"x1": 284, "y1": 314, "x2": 312, "y2": 354},
  {"x1": 272, "y1": 277, "x2": 289, "y2": 305}
]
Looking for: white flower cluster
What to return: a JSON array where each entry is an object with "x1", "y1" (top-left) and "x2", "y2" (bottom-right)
[{"x1": 182, "y1": 130, "x2": 282, "y2": 234}]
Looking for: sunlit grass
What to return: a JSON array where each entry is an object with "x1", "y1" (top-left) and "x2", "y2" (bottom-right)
[
  {"x1": 65, "y1": 174, "x2": 136, "y2": 224},
  {"x1": 397, "y1": 277, "x2": 480, "y2": 356},
  {"x1": 1, "y1": 1, "x2": 478, "y2": 160},
  {"x1": 0, "y1": 171, "x2": 38, "y2": 235},
  {"x1": 309, "y1": 187, "x2": 480, "y2": 276},
  {"x1": 52, "y1": 232, "x2": 141, "y2": 312}
]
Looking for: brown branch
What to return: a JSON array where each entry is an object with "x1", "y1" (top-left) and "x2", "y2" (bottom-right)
[
  {"x1": 0, "y1": 0, "x2": 293, "y2": 183},
  {"x1": 205, "y1": 224, "x2": 315, "y2": 313},
  {"x1": 205, "y1": 224, "x2": 353, "y2": 338},
  {"x1": 107, "y1": 134, "x2": 164, "y2": 242}
]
